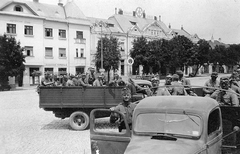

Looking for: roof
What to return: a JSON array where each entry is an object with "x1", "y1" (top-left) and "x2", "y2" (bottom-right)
[
  {"x1": 0, "y1": 0, "x2": 89, "y2": 24},
  {"x1": 136, "y1": 96, "x2": 219, "y2": 113},
  {"x1": 109, "y1": 14, "x2": 170, "y2": 34}
]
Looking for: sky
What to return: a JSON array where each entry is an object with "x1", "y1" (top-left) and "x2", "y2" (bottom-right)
[{"x1": 30, "y1": 0, "x2": 240, "y2": 44}]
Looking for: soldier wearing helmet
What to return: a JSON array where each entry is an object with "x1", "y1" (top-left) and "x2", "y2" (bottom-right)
[{"x1": 211, "y1": 77, "x2": 239, "y2": 106}]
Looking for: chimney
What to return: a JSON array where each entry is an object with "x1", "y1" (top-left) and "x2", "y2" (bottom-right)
[
  {"x1": 133, "y1": 11, "x2": 136, "y2": 17},
  {"x1": 159, "y1": 15, "x2": 161, "y2": 21},
  {"x1": 169, "y1": 23, "x2": 171, "y2": 29},
  {"x1": 181, "y1": 25, "x2": 183, "y2": 30},
  {"x1": 143, "y1": 11, "x2": 146, "y2": 18},
  {"x1": 58, "y1": 0, "x2": 63, "y2": 6},
  {"x1": 219, "y1": 38, "x2": 221, "y2": 42},
  {"x1": 118, "y1": 9, "x2": 123, "y2": 15},
  {"x1": 115, "y1": 8, "x2": 117, "y2": 14},
  {"x1": 33, "y1": 0, "x2": 39, "y2": 2},
  {"x1": 154, "y1": 16, "x2": 157, "y2": 20}
]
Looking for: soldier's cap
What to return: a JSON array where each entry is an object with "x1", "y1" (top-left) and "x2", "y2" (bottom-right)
[
  {"x1": 172, "y1": 74, "x2": 179, "y2": 80},
  {"x1": 166, "y1": 74, "x2": 172, "y2": 79},
  {"x1": 220, "y1": 76, "x2": 229, "y2": 82},
  {"x1": 176, "y1": 70, "x2": 183, "y2": 75},
  {"x1": 81, "y1": 73, "x2": 86, "y2": 77},
  {"x1": 121, "y1": 87, "x2": 131, "y2": 96},
  {"x1": 211, "y1": 72, "x2": 218, "y2": 77},
  {"x1": 151, "y1": 77, "x2": 159, "y2": 82}
]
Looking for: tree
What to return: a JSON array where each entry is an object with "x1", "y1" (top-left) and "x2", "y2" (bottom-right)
[
  {"x1": 95, "y1": 36, "x2": 121, "y2": 81},
  {"x1": 0, "y1": 35, "x2": 25, "y2": 86},
  {"x1": 130, "y1": 36, "x2": 149, "y2": 73},
  {"x1": 168, "y1": 35, "x2": 194, "y2": 72},
  {"x1": 189, "y1": 39, "x2": 211, "y2": 76}
]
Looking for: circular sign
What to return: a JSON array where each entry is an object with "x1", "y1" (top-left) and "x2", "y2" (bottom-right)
[{"x1": 127, "y1": 57, "x2": 134, "y2": 65}]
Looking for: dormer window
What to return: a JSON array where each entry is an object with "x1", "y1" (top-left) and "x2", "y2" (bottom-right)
[
  {"x1": 14, "y1": 5, "x2": 23, "y2": 12},
  {"x1": 130, "y1": 21, "x2": 136, "y2": 25}
]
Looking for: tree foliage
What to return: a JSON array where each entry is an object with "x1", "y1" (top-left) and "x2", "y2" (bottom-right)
[
  {"x1": 130, "y1": 35, "x2": 240, "y2": 76},
  {"x1": 95, "y1": 36, "x2": 121, "y2": 79},
  {"x1": 0, "y1": 35, "x2": 25, "y2": 84}
]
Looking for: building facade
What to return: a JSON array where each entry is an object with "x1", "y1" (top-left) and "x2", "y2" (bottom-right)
[{"x1": 0, "y1": 0, "x2": 91, "y2": 86}]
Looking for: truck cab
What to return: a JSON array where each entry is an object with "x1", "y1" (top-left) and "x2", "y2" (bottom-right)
[{"x1": 90, "y1": 96, "x2": 238, "y2": 154}]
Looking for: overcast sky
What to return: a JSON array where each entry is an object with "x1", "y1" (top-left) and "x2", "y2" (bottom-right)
[{"x1": 33, "y1": 0, "x2": 240, "y2": 44}]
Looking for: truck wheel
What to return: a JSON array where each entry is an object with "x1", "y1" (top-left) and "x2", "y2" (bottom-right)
[{"x1": 69, "y1": 111, "x2": 89, "y2": 131}]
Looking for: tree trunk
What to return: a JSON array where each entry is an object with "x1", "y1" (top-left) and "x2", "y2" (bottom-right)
[{"x1": 193, "y1": 65, "x2": 201, "y2": 77}]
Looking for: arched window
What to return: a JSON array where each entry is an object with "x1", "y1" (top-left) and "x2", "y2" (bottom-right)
[{"x1": 14, "y1": 5, "x2": 23, "y2": 12}]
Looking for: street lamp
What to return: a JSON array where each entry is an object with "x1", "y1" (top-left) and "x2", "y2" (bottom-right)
[{"x1": 96, "y1": 21, "x2": 107, "y2": 72}]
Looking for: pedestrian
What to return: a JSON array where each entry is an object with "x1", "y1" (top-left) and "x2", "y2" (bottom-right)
[
  {"x1": 211, "y1": 77, "x2": 239, "y2": 107},
  {"x1": 110, "y1": 87, "x2": 137, "y2": 132},
  {"x1": 203, "y1": 72, "x2": 220, "y2": 97}
]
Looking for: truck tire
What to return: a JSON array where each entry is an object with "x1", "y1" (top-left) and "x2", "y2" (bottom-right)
[{"x1": 69, "y1": 111, "x2": 89, "y2": 131}]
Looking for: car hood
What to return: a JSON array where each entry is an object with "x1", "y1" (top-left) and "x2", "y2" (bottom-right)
[{"x1": 124, "y1": 136, "x2": 203, "y2": 154}]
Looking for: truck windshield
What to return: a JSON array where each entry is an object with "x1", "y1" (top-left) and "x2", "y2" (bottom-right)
[{"x1": 135, "y1": 113, "x2": 201, "y2": 137}]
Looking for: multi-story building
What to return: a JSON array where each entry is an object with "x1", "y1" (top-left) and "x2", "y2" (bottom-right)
[
  {"x1": 0, "y1": 1, "x2": 201, "y2": 86},
  {"x1": 0, "y1": 0, "x2": 91, "y2": 86},
  {"x1": 89, "y1": 7, "x2": 200, "y2": 76}
]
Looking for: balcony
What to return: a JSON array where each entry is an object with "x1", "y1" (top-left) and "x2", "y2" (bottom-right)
[{"x1": 74, "y1": 38, "x2": 86, "y2": 44}]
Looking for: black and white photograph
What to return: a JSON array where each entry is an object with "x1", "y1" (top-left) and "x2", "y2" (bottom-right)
[{"x1": 0, "y1": 0, "x2": 240, "y2": 153}]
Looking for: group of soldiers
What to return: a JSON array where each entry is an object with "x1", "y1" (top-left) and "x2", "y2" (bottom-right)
[{"x1": 110, "y1": 70, "x2": 240, "y2": 132}]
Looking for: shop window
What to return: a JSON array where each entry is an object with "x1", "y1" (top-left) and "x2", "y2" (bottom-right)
[{"x1": 58, "y1": 68, "x2": 67, "y2": 75}]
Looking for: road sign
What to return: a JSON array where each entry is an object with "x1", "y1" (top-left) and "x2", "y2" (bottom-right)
[{"x1": 127, "y1": 57, "x2": 134, "y2": 65}]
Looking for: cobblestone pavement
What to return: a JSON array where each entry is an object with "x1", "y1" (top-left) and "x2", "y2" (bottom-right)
[
  {"x1": 0, "y1": 88, "x2": 90, "y2": 154},
  {"x1": 0, "y1": 74, "x2": 231, "y2": 154}
]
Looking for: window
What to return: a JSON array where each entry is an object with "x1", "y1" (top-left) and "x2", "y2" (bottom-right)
[
  {"x1": 7, "y1": 24, "x2": 16, "y2": 34},
  {"x1": 24, "y1": 46, "x2": 33, "y2": 56},
  {"x1": 80, "y1": 48, "x2": 84, "y2": 57},
  {"x1": 25, "y1": 25, "x2": 33, "y2": 35},
  {"x1": 76, "y1": 31, "x2": 83, "y2": 39},
  {"x1": 44, "y1": 68, "x2": 53, "y2": 75},
  {"x1": 59, "y1": 29, "x2": 66, "y2": 38},
  {"x1": 45, "y1": 28, "x2": 53, "y2": 37},
  {"x1": 58, "y1": 68, "x2": 67, "y2": 75},
  {"x1": 14, "y1": 5, "x2": 23, "y2": 12},
  {"x1": 76, "y1": 49, "x2": 79, "y2": 57},
  {"x1": 119, "y1": 42, "x2": 125, "y2": 51},
  {"x1": 59, "y1": 48, "x2": 66, "y2": 58},
  {"x1": 208, "y1": 109, "x2": 221, "y2": 135},
  {"x1": 76, "y1": 67, "x2": 84, "y2": 74},
  {"x1": 45, "y1": 47, "x2": 53, "y2": 57}
]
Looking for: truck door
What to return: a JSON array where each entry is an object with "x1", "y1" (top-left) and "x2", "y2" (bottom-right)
[
  {"x1": 206, "y1": 108, "x2": 222, "y2": 154},
  {"x1": 90, "y1": 109, "x2": 131, "y2": 154}
]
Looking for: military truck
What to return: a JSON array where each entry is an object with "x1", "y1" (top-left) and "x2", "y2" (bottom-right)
[
  {"x1": 90, "y1": 96, "x2": 240, "y2": 154},
  {"x1": 39, "y1": 79, "x2": 152, "y2": 131}
]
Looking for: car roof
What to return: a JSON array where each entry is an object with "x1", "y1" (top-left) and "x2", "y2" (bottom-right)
[
  {"x1": 133, "y1": 79, "x2": 152, "y2": 85},
  {"x1": 136, "y1": 96, "x2": 219, "y2": 113}
]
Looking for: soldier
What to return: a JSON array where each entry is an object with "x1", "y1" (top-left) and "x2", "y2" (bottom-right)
[
  {"x1": 203, "y1": 72, "x2": 220, "y2": 97},
  {"x1": 66, "y1": 74, "x2": 75, "y2": 86},
  {"x1": 110, "y1": 87, "x2": 137, "y2": 132},
  {"x1": 171, "y1": 74, "x2": 187, "y2": 96},
  {"x1": 93, "y1": 73, "x2": 103, "y2": 86},
  {"x1": 176, "y1": 70, "x2": 191, "y2": 87},
  {"x1": 127, "y1": 78, "x2": 152, "y2": 97},
  {"x1": 78, "y1": 73, "x2": 90, "y2": 87},
  {"x1": 211, "y1": 77, "x2": 239, "y2": 106},
  {"x1": 86, "y1": 67, "x2": 96, "y2": 85},
  {"x1": 40, "y1": 72, "x2": 54, "y2": 86}
]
